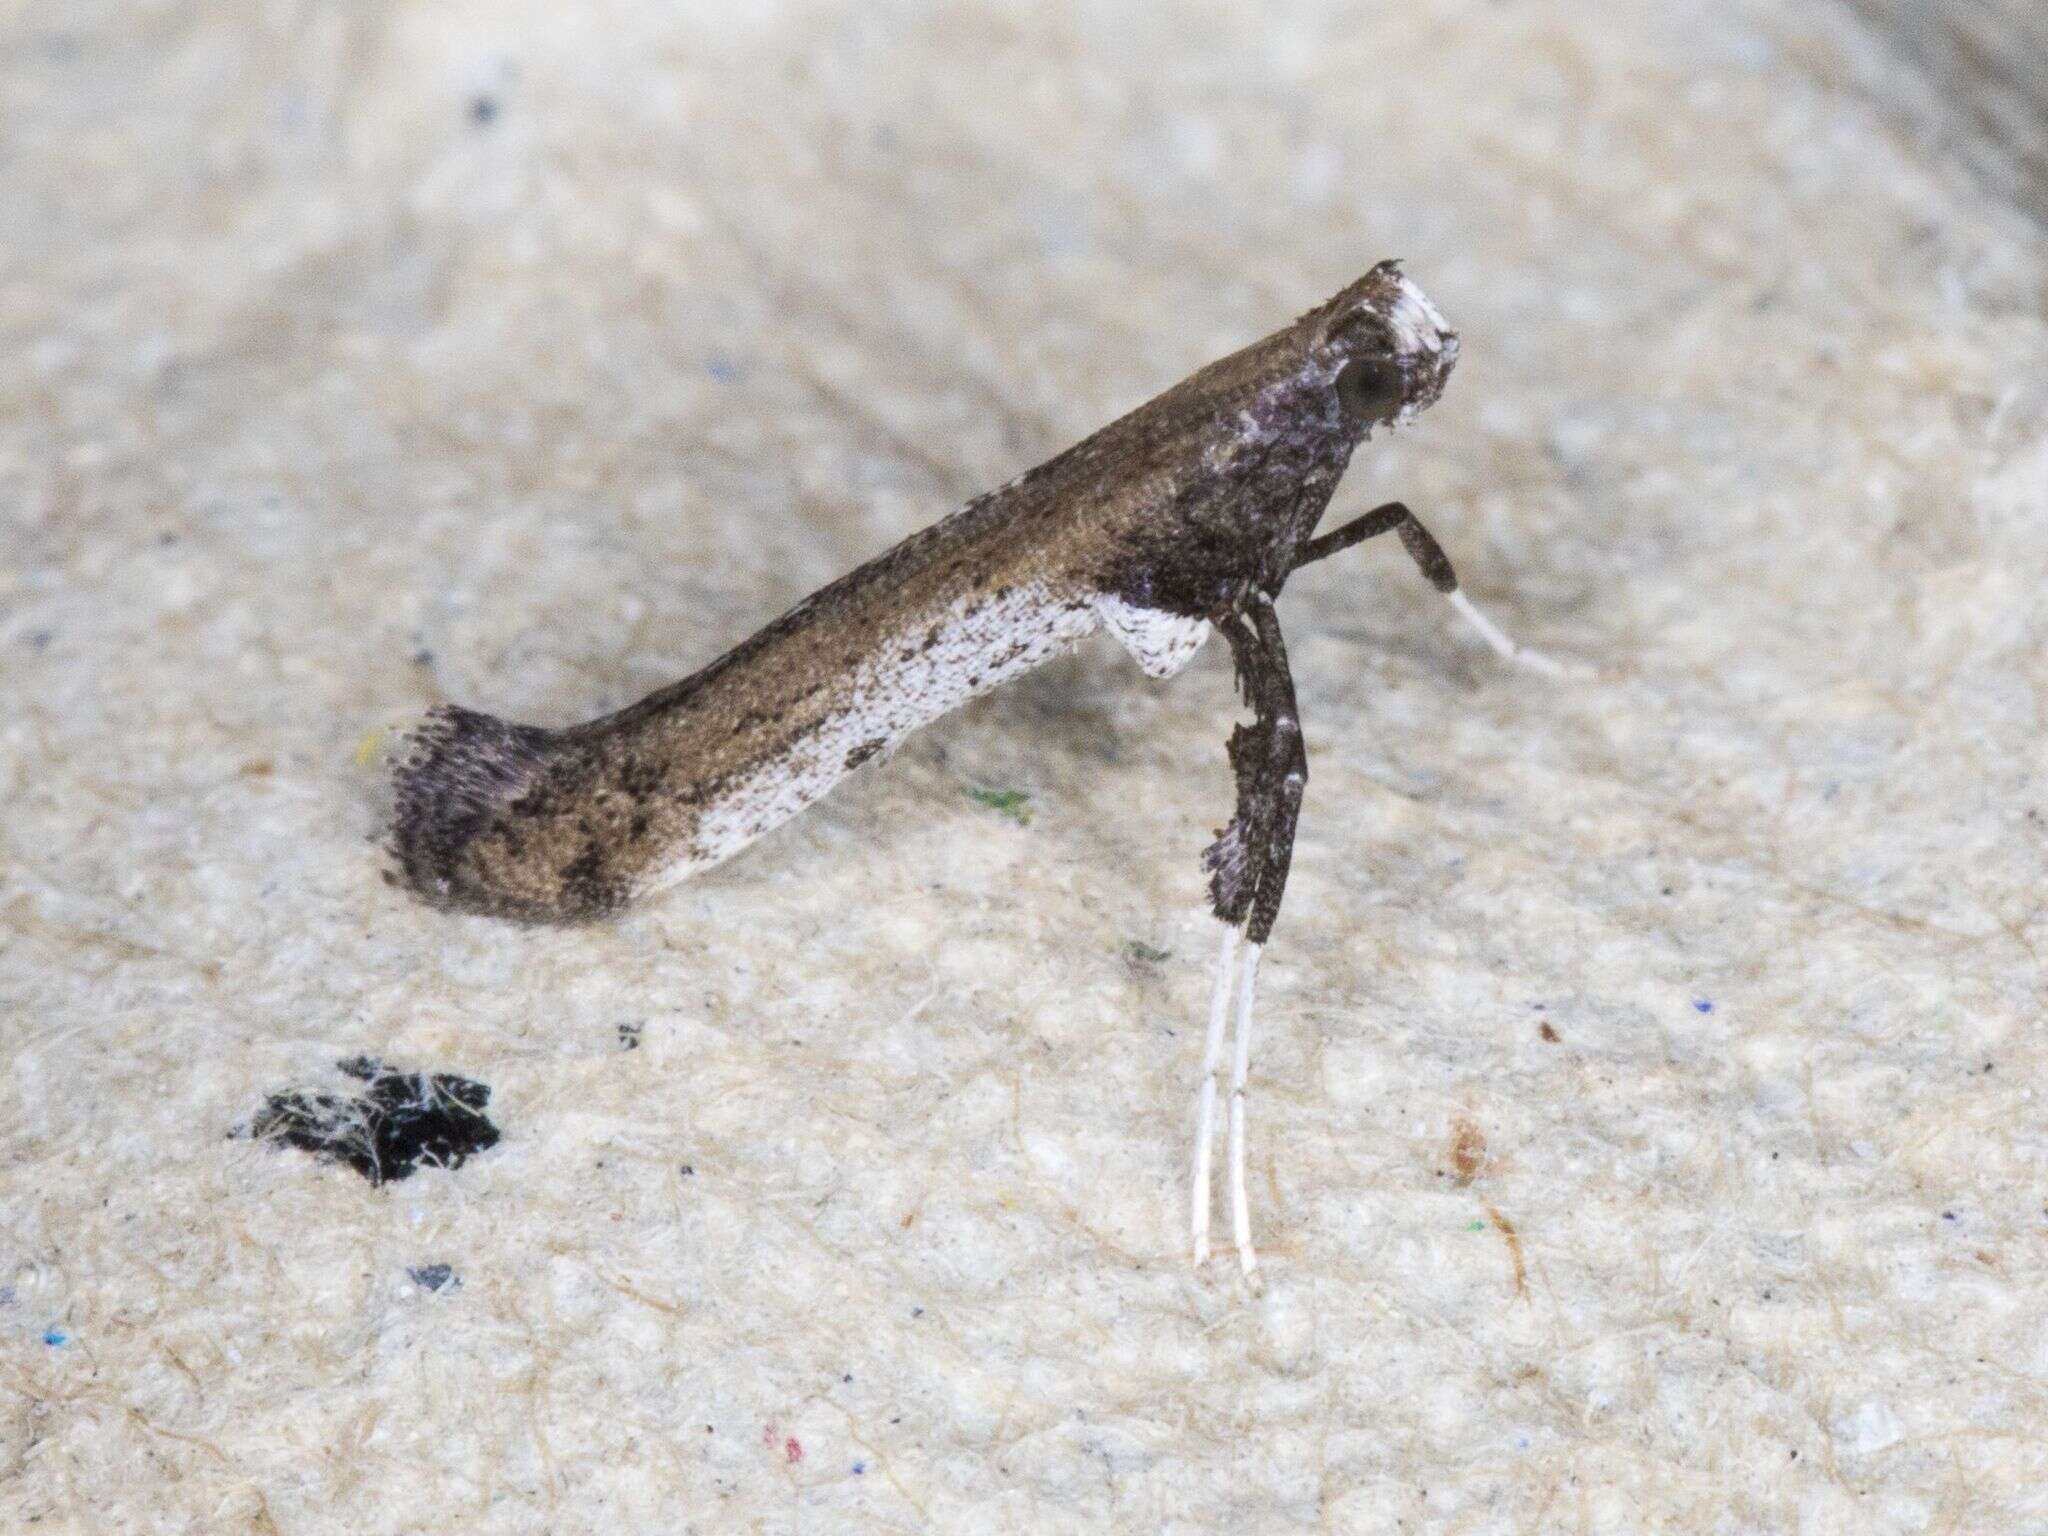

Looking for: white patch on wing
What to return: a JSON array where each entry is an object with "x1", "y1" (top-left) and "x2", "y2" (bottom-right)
[
  {"x1": 656, "y1": 584, "x2": 1101, "y2": 887},
  {"x1": 1096, "y1": 595, "x2": 1211, "y2": 678}
]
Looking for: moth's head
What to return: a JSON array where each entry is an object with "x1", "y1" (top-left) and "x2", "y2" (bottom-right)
[{"x1": 1308, "y1": 260, "x2": 1458, "y2": 436}]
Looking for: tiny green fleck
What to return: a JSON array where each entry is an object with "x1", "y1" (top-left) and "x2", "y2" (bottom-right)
[
  {"x1": 965, "y1": 786, "x2": 1032, "y2": 825},
  {"x1": 1466, "y1": 1219, "x2": 1486, "y2": 1232},
  {"x1": 1124, "y1": 940, "x2": 1173, "y2": 965}
]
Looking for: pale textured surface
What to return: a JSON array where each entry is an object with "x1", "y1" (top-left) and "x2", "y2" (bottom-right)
[{"x1": 4, "y1": 3, "x2": 2046, "y2": 1532}]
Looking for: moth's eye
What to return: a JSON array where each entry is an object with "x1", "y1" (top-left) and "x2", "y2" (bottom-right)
[{"x1": 1335, "y1": 357, "x2": 1405, "y2": 421}]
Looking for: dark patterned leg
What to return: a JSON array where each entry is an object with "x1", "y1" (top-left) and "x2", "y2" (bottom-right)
[
  {"x1": 1293, "y1": 501, "x2": 1562, "y2": 674},
  {"x1": 1192, "y1": 593, "x2": 1305, "y2": 1284}
]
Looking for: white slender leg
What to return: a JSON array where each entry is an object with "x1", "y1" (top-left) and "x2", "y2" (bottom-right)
[
  {"x1": 1446, "y1": 590, "x2": 1566, "y2": 677},
  {"x1": 1228, "y1": 941, "x2": 1264, "y2": 1285},
  {"x1": 1192, "y1": 923, "x2": 1242, "y2": 1263}
]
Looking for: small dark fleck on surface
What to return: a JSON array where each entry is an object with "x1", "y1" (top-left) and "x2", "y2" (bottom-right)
[
  {"x1": 1660, "y1": 887, "x2": 1673, "y2": 896},
  {"x1": 852, "y1": 1461, "x2": 866, "y2": 1475},
  {"x1": 411, "y1": 648, "x2": 434, "y2": 667},
  {"x1": 43, "y1": 1326, "x2": 68, "y2": 1347},
  {"x1": 470, "y1": 94, "x2": 499, "y2": 125},
  {"x1": 911, "y1": 1306, "x2": 924, "y2": 1317},
  {"x1": 618, "y1": 1021, "x2": 643, "y2": 1050},
  {"x1": 1692, "y1": 998, "x2": 1713, "y2": 1014},
  {"x1": 409, "y1": 1263, "x2": 457, "y2": 1292},
  {"x1": 1538, "y1": 1021, "x2": 1559, "y2": 1043},
  {"x1": 25, "y1": 629, "x2": 53, "y2": 651},
  {"x1": 680, "y1": 1164, "x2": 695, "y2": 1176}
]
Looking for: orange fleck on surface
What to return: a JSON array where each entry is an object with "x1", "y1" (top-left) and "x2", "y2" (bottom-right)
[
  {"x1": 1487, "y1": 1205, "x2": 1528, "y2": 1298},
  {"x1": 1449, "y1": 1119, "x2": 1487, "y2": 1185}
]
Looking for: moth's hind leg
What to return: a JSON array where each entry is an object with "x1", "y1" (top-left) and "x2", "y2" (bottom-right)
[
  {"x1": 1191, "y1": 595, "x2": 1306, "y2": 1286},
  {"x1": 1190, "y1": 923, "x2": 1242, "y2": 1265},
  {"x1": 1294, "y1": 500, "x2": 1564, "y2": 676}
]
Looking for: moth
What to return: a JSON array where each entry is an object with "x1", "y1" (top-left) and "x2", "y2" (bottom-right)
[{"x1": 388, "y1": 262, "x2": 1553, "y2": 1283}]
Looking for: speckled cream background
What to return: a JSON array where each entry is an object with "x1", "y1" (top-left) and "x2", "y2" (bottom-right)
[{"x1": 4, "y1": 3, "x2": 2045, "y2": 1532}]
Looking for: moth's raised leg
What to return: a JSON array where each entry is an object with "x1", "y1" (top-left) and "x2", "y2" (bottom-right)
[
  {"x1": 1192, "y1": 595, "x2": 1306, "y2": 1285},
  {"x1": 1293, "y1": 500, "x2": 1563, "y2": 676}
]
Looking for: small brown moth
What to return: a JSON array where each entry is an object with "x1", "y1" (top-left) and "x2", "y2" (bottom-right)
[{"x1": 389, "y1": 262, "x2": 1554, "y2": 1283}]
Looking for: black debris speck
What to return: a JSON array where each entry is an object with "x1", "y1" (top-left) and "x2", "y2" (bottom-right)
[
  {"x1": 618, "y1": 1021, "x2": 643, "y2": 1050},
  {"x1": 470, "y1": 95, "x2": 499, "y2": 125},
  {"x1": 239, "y1": 1057, "x2": 500, "y2": 1185},
  {"x1": 409, "y1": 1263, "x2": 457, "y2": 1292}
]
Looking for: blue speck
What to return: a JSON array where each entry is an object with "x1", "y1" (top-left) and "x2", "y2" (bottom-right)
[
  {"x1": 852, "y1": 1461, "x2": 866, "y2": 1475},
  {"x1": 1693, "y1": 999, "x2": 1714, "y2": 1014},
  {"x1": 43, "y1": 1326, "x2": 68, "y2": 1347},
  {"x1": 706, "y1": 356, "x2": 742, "y2": 384}
]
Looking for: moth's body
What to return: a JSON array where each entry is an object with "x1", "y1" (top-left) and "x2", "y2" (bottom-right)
[{"x1": 389, "y1": 264, "x2": 1543, "y2": 1282}]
